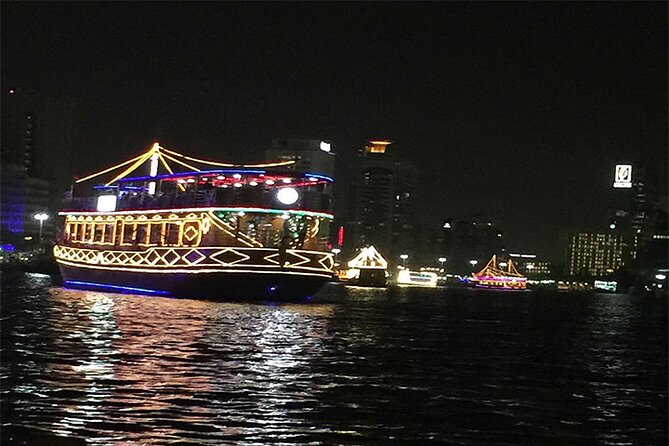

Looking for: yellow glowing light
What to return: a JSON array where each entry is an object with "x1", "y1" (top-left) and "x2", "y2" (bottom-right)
[
  {"x1": 347, "y1": 245, "x2": 388, "y2": 269},
  {"x1": 157, "y1": 153, "x2": 186, "y2": 192},
  {"x1": 55, "y1": 258, "x2": 333, "y2": 277},
  {"x1": 75, "y1": 152, "x2": 148, "y2": 184},
  {"x1": 161, "y1": 146, "x2": 296, "y2": 169},
  {"x1": 75, "y1": 141, "x2": 299, "y2": 188},
  {"x1": 105, "y1": 151, "x2": 154, "y2": 186},
  {"x1": 160, "y1": 151, "x2": 201, "y2": 172},
  {"x1": 366, "y1": 140, "x2": 392, "y2": 154},
  {"x1": 54, "y1": 243, "x2": 334, "y2": 275}
]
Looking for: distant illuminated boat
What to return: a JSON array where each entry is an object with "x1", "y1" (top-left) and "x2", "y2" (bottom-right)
[
  {"x1": 396, "y1": 269, "x2": 438, "y2": 287},
  {"x1": 54, "y1": 142, "x2": 335, "y2": 300},
  {"x1": 469, "y1": 255, "x2": 527, "y2": 290},
  {"x1": 337, "y1": 245, "x2": 388, "y2": 287}
]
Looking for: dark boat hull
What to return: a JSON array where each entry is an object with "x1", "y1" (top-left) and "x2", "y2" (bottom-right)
[{"x1": 59, "y1": 263, "x2": 330, "y2": 301}]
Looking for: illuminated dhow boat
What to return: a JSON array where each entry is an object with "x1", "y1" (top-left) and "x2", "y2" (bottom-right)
[
  {"x1": 337, "y1": 245, "x2": 388, "y2": 287},
  {"x1": 470, "y1": 255, "x2": 527, "y2": 290},
  {"x1": 55, "y1": 143, "x2": 335, "y2": 300}
]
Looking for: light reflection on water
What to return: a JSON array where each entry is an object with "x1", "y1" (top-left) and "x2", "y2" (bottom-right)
[{"x1": 1, "y1": 273, "x2": 667, "y2": 445}]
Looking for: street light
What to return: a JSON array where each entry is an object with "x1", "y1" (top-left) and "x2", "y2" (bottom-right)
[
  {"x1": 400, "y1": 254, "x2": 409, "y2": 268},
  {"x1": 331, "y1": 248, "x2": 341, "y2": 266},
  {"x1": 438, "y1": 257, "x2": 446, "y2": 271},
  {"x1": 469, "y1": 259, "x2": 478, "y2": 268},
  {"x1": 33, "y1": 213, "x2": 49, "y2": 241}
]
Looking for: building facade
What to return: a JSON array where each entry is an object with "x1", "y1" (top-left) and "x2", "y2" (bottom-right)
[
  {"x1": 507, "y1": 253, "x2": 552, "y2": 276},
  {"x1": 1, "y1": 89, "x2": 52, "y2": 239},
  {"x1": 567, "y1": 232, "x2": 625, "y2": 277},
  {"x1": 1, "y1": 87, "x2": 82, "y2": 241},
  {"x1": 345, "y1": 140, "x2": 417, "y2": 262},
  {"x1": 265, "y1": 138, "x2": 335, "y2": 177},
  {"x1": 441, "y1": 218, "x2": 505, "y2": 275}
]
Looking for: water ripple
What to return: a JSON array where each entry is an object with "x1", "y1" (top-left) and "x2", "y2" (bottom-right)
[{"x1": 1, "y1": 274, "x2": 667, "y2": 445}]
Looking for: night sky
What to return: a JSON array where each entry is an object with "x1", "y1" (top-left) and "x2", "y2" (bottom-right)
[{"x1": 3, "y1": 3, "x2": 667, "y2": 261}]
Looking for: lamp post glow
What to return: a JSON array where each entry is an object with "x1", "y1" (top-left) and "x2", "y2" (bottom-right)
[
  {"x1": 33, "y1": 213, "x2": 49, "y2": 240},
  {"x1": 438, "y1": 257, "x2": 446, "y2": 271},
  {"x1": 469, "y1": 259, "x2": 478, "y2": 268},
  {"x1": 332, "y1": 248, "x2": 341, "y2": 266},
  {"x1": 400, "y1": 254, "x2": 409, "y2": 268}
]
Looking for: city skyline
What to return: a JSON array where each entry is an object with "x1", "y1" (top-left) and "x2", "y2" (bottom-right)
[{"x1": 2, "y1": 3, "x2": 667, "y2": 261}]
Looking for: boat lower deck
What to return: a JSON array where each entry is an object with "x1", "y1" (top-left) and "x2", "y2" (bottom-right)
[{"x1": 60, "y1": 263, "x2": 330, "y2": 301}]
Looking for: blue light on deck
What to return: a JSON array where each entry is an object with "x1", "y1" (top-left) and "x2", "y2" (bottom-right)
[
  {"x1": 118, "y1": 168, "x2": 267, "y2": 183},
  {"x1": 64, "y1": 280, "x2": 171, "y2": 296},
  {"x1": 303, "y1": 173, "x2": 333, "y2": 182}
]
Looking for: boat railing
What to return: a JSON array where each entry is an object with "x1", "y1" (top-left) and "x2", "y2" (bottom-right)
[{"x1": 61, "y1": 189, "x2": 332, "y2": 213}]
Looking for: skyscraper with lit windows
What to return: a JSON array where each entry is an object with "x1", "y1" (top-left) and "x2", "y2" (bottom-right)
[
  {"x1": 567, "y1": 232, "x2": 625, "y2": 277},
  {"x1": 346, "y1": 140, "x2": 417, "y2": 261}
]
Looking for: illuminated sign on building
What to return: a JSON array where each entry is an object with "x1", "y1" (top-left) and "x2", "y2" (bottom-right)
[{"x1": 613, "y1": 164, "x2": 632, "y2": 188}]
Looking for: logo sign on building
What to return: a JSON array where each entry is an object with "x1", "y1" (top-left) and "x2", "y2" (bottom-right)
[{"x1": 613, "y1": 164, "x2": 632, "y2": 188}]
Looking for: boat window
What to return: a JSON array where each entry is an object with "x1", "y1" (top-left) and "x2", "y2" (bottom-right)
[
  {"x1": 115, "y1": 221, "x2": 123, "y2": 245},
  {"x1": 164, "y1": 222, "x2": 181, "y2": 246},
  {"x1": 66, "y1": 223, "x2": 76, "y2": 242},
  {"x1": 149, "y1": 223, "x2": 163, "y2": 245},
  {"x1": 136, "y1": 224, "x2": 148, "y2": 245},
  {"x1": 93, "y1": 223, "x2": 104, "y2": 244},
  {"x1": 103, "y1": 223, "x2": 114, "y2": 244},
  {"x1": 122, "y1": 223, "x2": 135, "y2": 245},
  {"x1": 84, "y1": 223, "x2": 93, "y2": 243}
]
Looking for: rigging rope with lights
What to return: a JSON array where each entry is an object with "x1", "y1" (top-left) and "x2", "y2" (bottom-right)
[
  {"x1": 473, "y1": 255, "x2": 524, "y2": 278},
  {"x1": 471, "y1": 255, "x2": 527, "y2": 290},
  {"x1": 75, "y1": 142, "x2": 296, "y2": 186}
]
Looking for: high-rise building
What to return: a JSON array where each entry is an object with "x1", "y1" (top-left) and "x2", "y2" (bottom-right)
[
  {"x1": 2, "y1": 88, "x2": 40, "y2": 175},
  {"x1": 346, "y1": 140, "x2": 417, "y2": 262},
  {"x1": 567, "y1": 232, "x2": 625, "y2": 277},
  {"x1": 265, "y1": 138, "x2": 335, "y2": 177},
  {"x1": 1, "y1": 88, "x2": 82, "y2": 240},
  {"x1": 507, "y1": 253, "x2": 552, "y2": 276},
  {"x1": 610, "y1": 163, "x2": 660, "y2": 263},
  {"x1": 441, "y1": 218, "x2": 504, "y2": 274},
  {"x1": 1, "y1": 89, "x2": 51, "y2": 239},
  {"x1": 646, "y1": 203, "x2": 668, "y2": 272},
  {"x1": 0, "y1": 164, "x2": 50, "y2": 237}
]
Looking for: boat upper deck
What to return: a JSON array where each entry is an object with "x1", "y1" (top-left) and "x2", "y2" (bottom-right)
[{"x1": 62, "y1": 168, "x2": 334, "y2": 215}]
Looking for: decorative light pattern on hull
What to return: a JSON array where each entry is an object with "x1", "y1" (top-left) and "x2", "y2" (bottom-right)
[
  {"x1": 57, "y1": 259, "x2": 333, "y2": 278},
  {"x1": 54, "y1": 245, "x2": 334, "y2": 275}
]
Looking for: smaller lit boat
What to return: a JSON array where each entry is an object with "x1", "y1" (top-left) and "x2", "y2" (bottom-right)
[
  {"x1": 337, "y1": 245, "x2": 388, "y2": 287},
  {"x1": 469, "y1": 255, "x2": 527, "y2": 290},
  {"x1": 396, "y1": 269, "x2": 438, "y2": 287}
]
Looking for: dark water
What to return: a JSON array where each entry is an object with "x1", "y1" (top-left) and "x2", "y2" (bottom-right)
[{"x1": 1, "y1": 273, "x2": 667, "y2": 445}]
